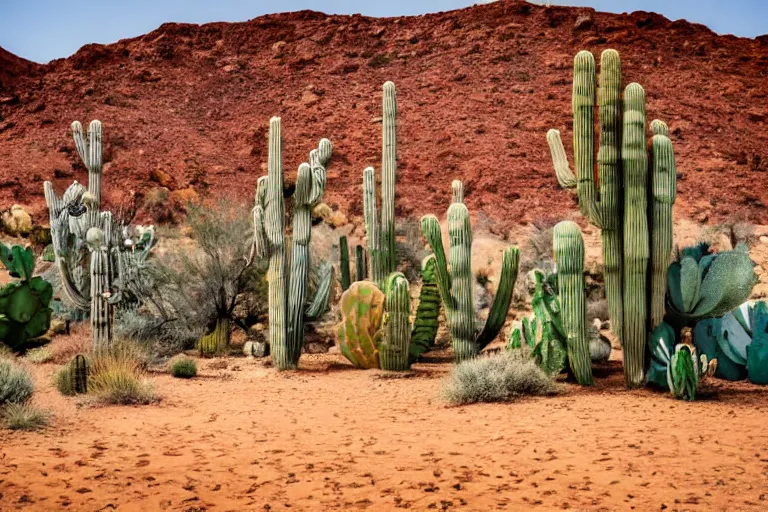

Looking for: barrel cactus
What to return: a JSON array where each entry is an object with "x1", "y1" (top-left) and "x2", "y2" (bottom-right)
[
  {"x1": 421, "y1": 193, "x2": 520, "y2": 362},
  {"x1": 547, "y1": 49, "x2": 677, "y2": 388},
  {"x1": 0, "y1": 244, "x2": 53, "y2": 351},
  {"x1": 252, "y1": 117, "x2": 334, "y2": 370}
]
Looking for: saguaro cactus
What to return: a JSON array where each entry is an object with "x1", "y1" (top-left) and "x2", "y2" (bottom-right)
[
  {"x1": 547, "y1": 50, "x2": 677, "y2": 388},
  {"x1": 553, "y1": 221, "x2": 592, "y2": 385},
  {"x1": 253, "y1": 117, "x2": 334, "y2": 370},
  {"x1": 44, "y1": 120, "x2": 149, "y2": 351},
  {"x1": 421, "y1": 191, "x2": 520, "y2": 361}
]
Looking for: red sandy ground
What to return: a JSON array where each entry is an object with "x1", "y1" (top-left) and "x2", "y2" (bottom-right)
[
  {"x1": 0, "y1": 1, "x2": 767, "y2": 229},
  {"x1": 2, "y1": 336, "x2": 768, "y2": 511}
]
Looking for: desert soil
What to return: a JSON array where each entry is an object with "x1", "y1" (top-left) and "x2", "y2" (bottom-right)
[{"x1": 2, "y1": 340, "x2": 768, "y2": 512}]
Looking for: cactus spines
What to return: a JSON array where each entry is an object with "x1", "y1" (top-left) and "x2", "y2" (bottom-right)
[
  {"x1": 339, "y1": 236, "x2": 351, "y2": 292},
  {"x1": 546, "y1": 129, "x2": 577, "y2": 188},
  {"x1": 381, "y1": 81, "x2": 397, "y2": 276},
  {"x1": 362, "y1": 166, "x2": 384, "y2": 283},
  {"x1": 553, "y1": 221, "x2": 593, "y2": 385},
  {"x1": 421, "y1": 187, "x2": 520, "y2": 361},
  {"x1": 451, "y1": 180, "x2": 464, "y2": 204},
  {"x1": 379, "y1": 272, "x2": 411, "y2": 371},
  {"x1": 409, "y1": 256, "x2": 441, "y2": 362},
  {"x1": 253, "y1": 117, "x2": 333, "y2": 370},
  {"x1": 650, "y1": 133, "x2": 677, "y2": 331},
  {"x1": 650, "y1": 119, "x2": 669, "y2": 136},
  {"x1": 621, "y1": 82, "x2": 650, "y2": 388},
  {"x1": 355, "y1": 245, "x2": 366, "y2": 282}
]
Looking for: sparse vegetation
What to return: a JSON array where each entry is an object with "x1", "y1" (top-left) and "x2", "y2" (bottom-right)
[
  {"x1": 25, "y1": 346, "x2": 54, "y2": 364},
  {"x1": 0, "y1": 360, "x2": 34, "y2": 406},
  {"x1": 170, "y1": 357, "x2": 197, "y2": 378},
  {"x1": 441, "y1": 351, "x2": 559, "y2": 405},
  {"x1": 3, "y1": 403, "x2": 50, "y2": 431}
]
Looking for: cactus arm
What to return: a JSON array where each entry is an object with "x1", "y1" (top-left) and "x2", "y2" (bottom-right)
[
  {"x1": 554, "y1": 221, "x2": 593, "y2": 385},
  {"x1": 379, "y1": 272, "x2": 411, "y2": 370},
  {"x1": 355, "y1": 245, "x2": 366, "y2": 282},
  {"x1": 546, "y1": 129, "x2": 576, "y2": 189},
  {"x1": 252, "y1": 176, "x2": 268, "y2": 260},
  {"x1": 380, "y1": 81, "x2": 397, "y2": 276},
  {"x1": 264, "y1": 117, "x2": 289, "y2": 369},
  {"x1": 621, "y1": 83, "x2": 650, "y2": 388},
  {"x1": 475, "y1": 246, "x2": 520, "y2": 350},
  {"x1": 451, "y1": 179, "x2": 465, "y2": 204},
  {"x1": 420, "y1": 215, "x2": 454, "y2": 313},
  {"x1": 305, "y1": 262, "x2": 334, "y2": 320},
  {"x1": 286, "y1": 162, "x2": 313, "y2": 363}
]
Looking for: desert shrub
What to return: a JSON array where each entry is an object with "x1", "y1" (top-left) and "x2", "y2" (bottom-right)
[
  {"x1": 87, "y1": 341, "x2": 156, "y2": 405},
  {"x1": 25, "y1": 346, "x2": 54, "y2": 364},
  {"x1": 53, "y1": 365, "x2": 77, "y2": 396},
  {"x1": 3, "y1": 404, "x2": 50, "y2": 431},
  {"x1": 0, "y1": 360, "x2": 34, "y2": 406},
  {"x1": 170, "y1": 357, "x2": 197, "y2": 378},
  {"x1": 442, "y1": 351, "x2": 558, "y2": 405},
  {"x1": 125, "y1": 203, "x2": 267, "y2": 352}
]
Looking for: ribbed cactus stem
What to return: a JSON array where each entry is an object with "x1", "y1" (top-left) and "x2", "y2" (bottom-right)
[
  {"x1": 381, "y1": 81, "x2": 397, "y2": 276},
  {"x1": 87, "y1": 227, "x2": 111, "y2": 352},
  {"x1": 265, "y1": 117, "x2": 289, "y2": 369},
  {"x1": 474, "y1": 246, "x2": 520, "y2": 349},
  {"x1": 339, "y1": 236, "x2": 351, "y2": 291},
  {"x1": 286, "y1": 162, "x2": 312, "y2": 366},
  {"x1": 446, "y1": 203, "x2": 477, "y2": 361},
  {"x1": 355, "y1": 245, "x2": 365, "y2": 282},
  {"x1": 650, "y1": 133, "x2": 676, "y2": 331},
  {"x1": 546, "y1": 129, "x2": 576, "y2": 188},
  {"x1": 451, "y1": 180, "x2": 464, "y2": 204},
  {"x1": 362, "y1": 166, "x2": 385, "y2": 283},
  {"x1": 572, "y1": 50, "x2": 599, "y2": 225},
  {"x1": 553, "y1": 221, "x2": 592, "y2": 385},
  {"x1": 379, "y1": 273, "x2": 412, "y2": 370},
  {"x1": 622, "y1": 83, "x2": 650, "y2": 388},
  {"x1": 651, "y1": 119, "x2": 669, "y2": 136},
  {"x1": 596, "y1": 49, "x2": 623, "y2": 341}
]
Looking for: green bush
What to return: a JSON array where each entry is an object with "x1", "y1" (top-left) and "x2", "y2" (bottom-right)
[
  {"x1": 0, "y1": 360, "x2": 34, "y2": 405},
  {"x1": 53, "y1": 365, "x2": 76, "y2": 396},
  {"x1": 3, "y1": 403, "x2": 50, "y2": 431},
  {"x1": 170, "y1": 357, "x2": 197, "y2": 378},
  {"x1": 441, "y1": 351, "x2": 559, "y2": 405},
  {"x1": 88, "y1": 347, "x2": 156, "y2": 405}
]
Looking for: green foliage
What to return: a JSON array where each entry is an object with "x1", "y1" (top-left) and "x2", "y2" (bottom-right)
[
  {"x1": 0, "y1": 359, "x2": 34, "y2": 405},
  {"x1": 508, "y1": 270, "x2": 568, "y2": 375},
  {"x1": 3, "y1": 403, "x2": 50, "y2": 431},
  {"x1": 667, "y1": 243, "x2": 757, "y2": 322},
  {"x1": 170, "y1": 357, "x2": 197, "y2": 378},
  {"x1": 25, "y1": 346, "x2": 54, "y2": 364},
  {"x1": 648, "y1": 324, "x2": 715, "y2": 400},
  {"x1": 441, "y1": 351, "x2": 559, "y2": 405},
  {"x1": 0, "y1": 243, "x2": 53, "y2": 351}
]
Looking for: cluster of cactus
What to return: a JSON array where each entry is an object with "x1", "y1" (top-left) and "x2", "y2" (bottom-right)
[
  {"x1": 695, "y1": 301, "x2": 768, "y2": 384},
  {"x1": 44, "y1": 120, "x2": 155, "y2": 351},
  {"x1": 252, "y1": 117, "x2": 335, "y2": 370},
  {"x1": 547, "y1": 49, "x2": 677, "y2": 387},
  {"x1": 649, "y1": 324, "x2": 716, "y2": 400},
  {"x1": 0, "y1": 244, "x2": 53, "y2": 351},
  {"x1": 508, "y1": 269, "x2": 568, "y2": 375},
  {"x1": 420, "y1": 182, "x2": 520, "y2": 362},
  {"x1": 337, "y1": 82, "x2": 443, "y2": 370}
]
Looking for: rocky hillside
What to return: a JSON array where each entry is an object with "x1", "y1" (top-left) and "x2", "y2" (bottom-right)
[{"x1": 0, "y1": 0, "x2": 766, "y2": 230}]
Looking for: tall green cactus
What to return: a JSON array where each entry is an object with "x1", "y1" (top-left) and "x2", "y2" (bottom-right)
[
  {"x1": 409, "y1": 256, "x2": 441, "y2": 363},
  {"x1": 547, "y1": 50, "x2": 677, "y2": 388},
  {"x1": 253, "y1": 117, "x2": 334, "y2": 370},
  {"x1": 355, "y1": 245, "x2": 366, "y2": 282},
  {"x1": 553, "y1": 222, "x2": 592, "y2": 385},
  {"x1": 421, "y1": 193, "x2": 520, "y2": 361}
]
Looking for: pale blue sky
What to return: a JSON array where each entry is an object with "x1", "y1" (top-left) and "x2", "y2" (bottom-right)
[{"x1": 1, "y1": 0, "x2": 766, "y2": 63}]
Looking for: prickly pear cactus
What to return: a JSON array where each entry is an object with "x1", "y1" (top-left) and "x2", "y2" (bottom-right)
[
  {"x1": 0, "y1": 244, "x2": 53, "y2": 350},
  {"x1": 337, "y1": 281, "x2": 386, "y2": 369}
]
